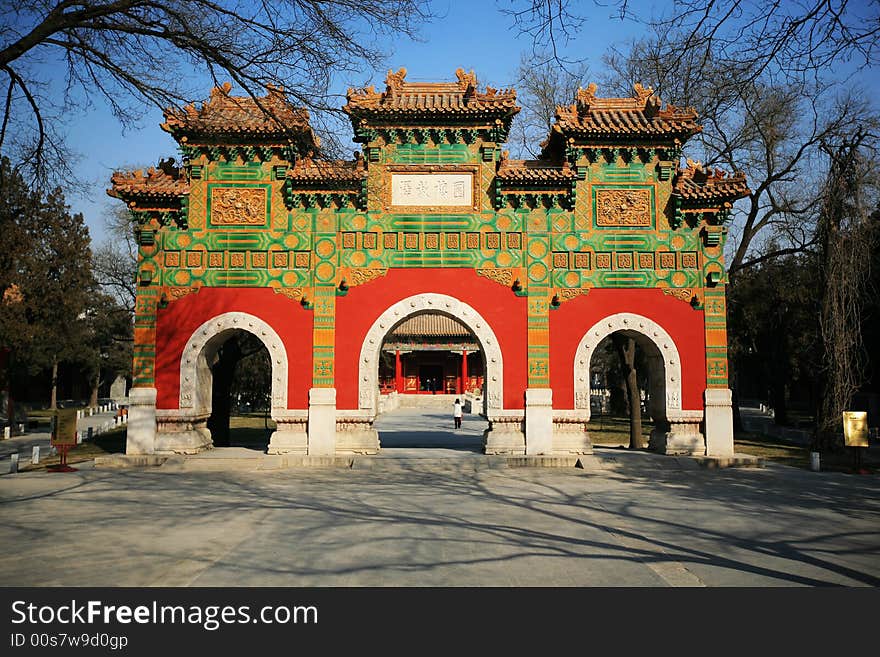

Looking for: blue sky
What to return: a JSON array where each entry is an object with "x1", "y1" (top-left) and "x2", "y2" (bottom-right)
[{"x1": 59, "y1": 1, "x2": 647, "y2": 244}]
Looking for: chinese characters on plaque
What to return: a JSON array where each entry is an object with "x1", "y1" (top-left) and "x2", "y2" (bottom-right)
[{"x1": 391, "y1": 173, "x2": 472, "y2": 207}]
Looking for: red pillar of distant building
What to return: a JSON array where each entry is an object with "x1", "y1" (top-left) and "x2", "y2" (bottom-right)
[
  {"x1": 461, "y1": 350, "x2": 468, "y2": 393},
  {"x1": 395, "y1": 350, "x2": 403, "y2": 393}
]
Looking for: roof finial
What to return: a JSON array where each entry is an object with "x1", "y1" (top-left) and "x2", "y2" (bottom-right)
[
  {"x1": 386, "y1": 67, "x2": 407, "y2": 90},
  {"x1": 576, "y1": 83, "x2": 598, "y2": 110},
  {"x1": 455, "y1": 68, "x2": 477, "y2": 89}
]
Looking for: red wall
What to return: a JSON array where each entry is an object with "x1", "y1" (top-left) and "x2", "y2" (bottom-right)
[
  {"x1": 153, "y1": 282, "x2": 706, "y2": 413},
  {"x1": 549, "y1": 288, "x2": 706, "y2": 410},
  {"x1": 154, "y1": 287, "x2": 313, "y2": 409},
  {"x1": 335, "y1": 268, "x2": 528, "y2": 410}
]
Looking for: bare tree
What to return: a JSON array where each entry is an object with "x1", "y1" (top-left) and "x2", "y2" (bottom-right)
[
  {"x1": 602, "y1": 29, "x2": 878, "y2": 277},
  {"x1": 502, "y1": 1, "x2": 880, "y2": 83},
  {"x1": 0, "y1": 0, "x2": 434, "y2": 185},
  {"x1": 92, "y1": 204, "x2": 137, "y2": 313},
  {"x1": 815, "y1": 131, "x2": 879, "y2": 448},
  {"x1": 509, "y1": 52, "x2": 588, "y2": 158}
]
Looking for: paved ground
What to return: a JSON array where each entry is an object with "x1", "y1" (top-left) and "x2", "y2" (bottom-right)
[{"x1": 0, "y1": 408, "x2": 878, "y2": 587}]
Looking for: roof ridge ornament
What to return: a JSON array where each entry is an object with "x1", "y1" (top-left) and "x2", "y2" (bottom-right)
[
  {"x1": 385, "y1": 67, "x2": 407, "y2": 92},
  {"x1": 576, "y1": 82, "x2": 598, "y2": 111},
  {"x1": 455, "y1": 68, "x2": 477, "y2": 90}
]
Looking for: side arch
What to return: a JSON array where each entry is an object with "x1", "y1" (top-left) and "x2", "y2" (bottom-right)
[
  {"x1": 178, "y1": 311, "x2": 289, "y2": 416},
  {"x1": 357, "y1": 293, "x2": 504, "y2": 417},
  {"x1": 573, "y1": 312, "x2": 683, "y2": 422}
]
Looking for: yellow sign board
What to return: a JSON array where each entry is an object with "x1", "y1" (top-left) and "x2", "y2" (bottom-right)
[
  {"x1": 843, "y1": 411, "x2": 869, "y2": 448},
  {"x1": 51, "y1": 409, "x2": 78, "y2": 446}
]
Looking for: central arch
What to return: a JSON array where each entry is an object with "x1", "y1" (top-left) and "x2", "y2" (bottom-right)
[{"x1": 358, "y1": 293, "x2": 504, "y2": 418}]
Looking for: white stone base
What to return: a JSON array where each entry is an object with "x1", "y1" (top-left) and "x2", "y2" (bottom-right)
[
  {"x1": 649, "y1": 411, "x2": 705, "y2": 455},
  {"x1": 308, "y1": 388, "x2": 337, "y2": 456},
  {"x1": 484, "y1": 411, "x2": 525, "y2": 454},
  {"x1": 268, "y1": 410, "x2": 308, "y2": 454},
  {"x1": 126, "y1": 387, "x2": 157, "y2": 455},
  {"x1": 155, "y1": 428, "x2": 212, "y2": 454},
  {"x1": 552, "y1": 412, "x2": 593, "y2": 454},
  {"x1": 525, "y1": 388, "x2": 554, "y2": 455},
  {"x1": 704, "y1": 388, "x2": 735, "y2": 456},
  {"x1": 336, "y1": 411, "x2": 380, "y2": 454},
  {"x1": 155, "y1": 410, "x2": 212, "y2": 454}
]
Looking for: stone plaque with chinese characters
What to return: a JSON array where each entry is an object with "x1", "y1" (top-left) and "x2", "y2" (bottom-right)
[
  {"x1": 211, "y1": 187, "x2": 267, "y2": 225},
  {"x1": 595, "y1": 188, "x2": 652, "y2": 227},
  {"x1": 391, "y1": 173, "x2": 472, "y2": 207}
]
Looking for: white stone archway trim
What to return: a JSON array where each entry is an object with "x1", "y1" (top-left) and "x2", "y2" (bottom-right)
[
  {"x1": 573, "y1": 312, "x2": 684, "y2": 419},
  {"x1": 357, "y1": 293, "x2": 504, "y2": 417},
  {"x1": 179, "y1": 311, "x2": 289, "y2": 415}
]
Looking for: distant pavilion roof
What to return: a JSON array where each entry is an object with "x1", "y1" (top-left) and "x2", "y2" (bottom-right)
[{"x1": 388, "y1": 314, "x2": 474, "y2": 339}]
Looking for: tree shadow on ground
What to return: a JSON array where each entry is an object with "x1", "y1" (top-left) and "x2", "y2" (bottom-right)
[{"x1": 0, "y1": 453, "x2": 878, "y2": 586}]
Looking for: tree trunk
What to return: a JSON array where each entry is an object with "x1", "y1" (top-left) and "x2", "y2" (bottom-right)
[
  {"x1": 206, "y1": 339, "x2": 243, "y2": 447},
  {"x1": 88, "y1": 367, "x2": 100, "y2": 408},
  {"x1": 614, "y1": 334, "x2": 644, "y2": 449},
  {"x1": 49, "y1": 357, "x2": 58, "y2": 410}
]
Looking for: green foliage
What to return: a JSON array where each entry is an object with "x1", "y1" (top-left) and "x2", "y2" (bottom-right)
[
  {"x1": 0, "y1": 157, "x2": 129, "y2": 403},
  {"x1": 728, "y1": 254, "x2": 821, "y2": 425}
]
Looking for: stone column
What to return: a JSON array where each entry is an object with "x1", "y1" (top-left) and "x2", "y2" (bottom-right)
[
  {"x1": 308, "y1": 387, "x2": 337, "y2": 456},
  {"x1": 525, "y1": 388, "x2": 553, "y2": 455},
  {"x1": 461, "y1": 350, "x2": 468, "y2": 393},
  {"x1": 126, "y1": 387, "x2": 157, "y2": 455},
  {"x1": 704, "y1": 388, "x2": 734, "y2": 456}
]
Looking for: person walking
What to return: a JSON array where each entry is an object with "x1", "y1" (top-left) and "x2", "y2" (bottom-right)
[{"x1": 453, "y1": 398, "x2": 463, "y2": 429}]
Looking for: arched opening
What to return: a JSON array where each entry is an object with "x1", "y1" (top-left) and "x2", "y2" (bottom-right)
[
  {"x1": 358, "y1": 293, "x2": 504, "y2": 454},
  {"x1": 574, "y1": 312, "x2": 684, "y2": 452},
  {"x1": 160, "y1": 312, "x2": 289, "y2": 454},
  {"x1": 206, "y1": 330, "x2": 274, "y2": 450},
  {"x1": 375, "y1": 311, "x2": 487, "y2": 450},
  {"x1": 586, "y1": 332, "x2": 660, "y2": 448}
]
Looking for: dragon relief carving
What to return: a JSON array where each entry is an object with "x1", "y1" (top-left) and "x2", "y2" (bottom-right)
[
  {"x1": 556, "y1": 288, "x2": 589, "y2": 302},
  {"x1": 663, "y1": 288, "x2": 694, "y2": 304},
  {"x1": 272, "y1": 287, "x2": 305, "y2": 302},
  {"x1": 165, "y1": 286, "x2": 199, "y2": 301},
  {"x1": 211, "y1": 187, "x2": 266, "y2": 225},
  {"x1": 348, "y1": 267, "x2": 388, "y2": 287},
  {"x1": 476, "y1": 267, "x2": 514, "y2": 287},
  {"x1": 595, "y1": 188, "x2": 652, "y2": 227}
]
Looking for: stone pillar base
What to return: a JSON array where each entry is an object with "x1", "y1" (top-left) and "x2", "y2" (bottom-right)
[
  {"x1": 525, "y1": 388, "x2": 553, "y2": 455},
  {"x1": 484, "y1": 412, "x2": 525, "y2": 455},
  {"x1": 268, "y1": 411, "x2": 308, "y2": 454},
  {"x1": 126, "y1": 387, "x2": 157, "y2": 455},
  {"x1": 704, "y1": 388, "x2": 735, "y2": 456},
  {"x1": 336, "y1": 411, "x2": 380, "y2": 454},
  {"x1": 308, "y1": 388, "x2": 337, "y2": 456},
  {"x1": 552, "y1": 413, "x2": 593, "y2": 454},
  {"x1": 155, "y1": 410, "x2": 212, "y2": 454},
  {"x1": 649, "y1": 411, "x2": 705, "y2": 455}
]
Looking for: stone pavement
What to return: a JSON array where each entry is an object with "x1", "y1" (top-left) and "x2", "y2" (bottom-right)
[{"x1": 0, "y1": 440, "x2": 878, "y2": 586}]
